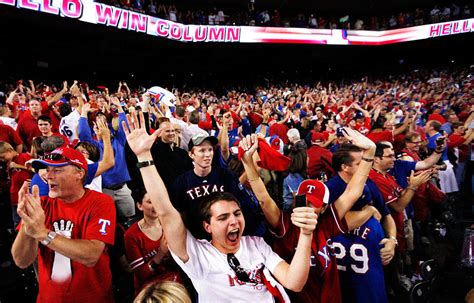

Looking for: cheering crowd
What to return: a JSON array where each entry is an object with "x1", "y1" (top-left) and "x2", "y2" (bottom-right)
[{"x1": 0, "y1": 66, "x2": 473, "y2": 302}]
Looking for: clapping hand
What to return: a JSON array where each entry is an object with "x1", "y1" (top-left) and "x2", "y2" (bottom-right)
[
  {"x1": 17, "y1": 183, "x2": 48, "y2": 240},
  {"x1": 408, "y1": 170, "x2": 432, "y2": 188}
]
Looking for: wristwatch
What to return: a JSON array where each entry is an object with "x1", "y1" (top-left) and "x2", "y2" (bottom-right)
[
  {"x1": 40, "y1": 231, "x2": 57, "y2": 246},
  {"x1": 136, "y1": 160, "x2": 154, "y2": 169}
]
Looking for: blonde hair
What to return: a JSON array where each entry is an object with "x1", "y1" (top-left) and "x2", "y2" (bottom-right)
[
  {"x1": 133, "y1": 281, "x2": 191, "y2": 303},
  {"x1": 0, "y1": 141, "x2": 14, "y2": 154}
]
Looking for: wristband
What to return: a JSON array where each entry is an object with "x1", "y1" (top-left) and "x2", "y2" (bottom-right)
[
  {"x1": 434, "y1": 149, "x2": 443, "y2": 154},
  {"x1": 407, "y1": 186, "x2": 418, "y2": 192},
  {"x1": 136, "y1": 160, "x2": 154, "y2": 169},
  {"x1": 362, "y1": 157, "x2": 374, "y2": 162}
]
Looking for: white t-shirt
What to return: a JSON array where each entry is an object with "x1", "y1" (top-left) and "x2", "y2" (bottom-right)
[
  {"x1": 170, "y1": 231, "x2": 289, "y2": 303},
  {"x1": 0, "y1": 116, "x2": 17, "y2": 130},
  {"x1": 60, "y1": 110, "x2": 80, "y2": 143},
  {"x1": 85, "y1": 159, "x2": 102, "y2": 192}
]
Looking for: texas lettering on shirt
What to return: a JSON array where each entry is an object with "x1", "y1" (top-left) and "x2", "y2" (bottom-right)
[{"x1": 186, "y1": 184, "x2": 225, "y2": 200}]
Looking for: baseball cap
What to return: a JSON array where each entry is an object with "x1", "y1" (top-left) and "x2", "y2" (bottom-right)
[
  {"x1": 188, "y1": 133, "x2": 218, "y2": 150},
  {"x1": 32, "y1": 147, "x2": 88, "y2": 172},
  {"x1": 311, "y1": 132, "x2": 325, "y2": 143},
  {"x1": 296, "y1": 179, "x2": 329, "y2": 208},
  {"x1": 355, "y1": 111, "x2": 364, "y2": 119}
]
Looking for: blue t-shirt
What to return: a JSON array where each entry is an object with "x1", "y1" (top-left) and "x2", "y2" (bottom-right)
[
  {"x1": 241, "y1": 118, "x2": 252, "y2": 137},
  {"x1": 427, "y1": 133, "x2": 448, "y2": 161},
  {"x1": 390, "y1": 159, "x2": 417, "y2": 218},
  {"x1": 332, "y1": 217, "x2": 388, "y2": 303},
  {"x1": 85, "y1": 162, "x2": 99, "y2": 186},
  {"x1": 390, "y1": 160, "x2": 417, "y2": 189},
  {"x1": 30, "y1": 173, "x2": 49, "y2": 197},
  {"x1": 282, "y1": 173, "x2": 304, "y2": 212},
  {"x1": 326, "y1": 174, "x2": 390, "y2": 216}
]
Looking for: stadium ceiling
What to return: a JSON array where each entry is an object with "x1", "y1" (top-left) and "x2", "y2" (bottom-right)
[{"x1": 180, "y1": 0, "x2": 443, "y2": 14}]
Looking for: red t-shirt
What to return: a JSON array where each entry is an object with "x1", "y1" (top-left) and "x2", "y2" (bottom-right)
[
  {"x1": 268, "y1": 123, "x2": 289, "y2": 144},
  {"x1": 272, "y1": 205, "x2": 348, "y2": 303},
  {"x1": 369, "y1": 169, "x2": 406, "y2": 251},
  {"x1": 367, "y1": 130, "x2": 393, "y2": 143},
  {"x1": 124, "y1": 222, "x2": 183, "y2": 294},
  {"x1": 393, "y1": 133, "x2": 406, "y2": 153},
  {"x1": 448, "y1": 133, "x2": 468, "y2": 162},
  {"x1": 248, "y1": 112, "x2": 263, "y2": 129},
  {"x1": 354, "y1": 117, "x2": 371, "y2": 135},
  {"x1": 307, "y1": 145, "x2": 334, "y2": 179},
  {"x1": 16, "y1": 112, "x2": 42, "y2": 150},
  {"x1": 36, "y1": 190, "x2": 116, "y2": 303},
  {"x1": 0, "y1": 124, "x2": 23, "y2": 148},
  {"x1": 10, "y1": 153, "x2": 33, "y2": 205}
]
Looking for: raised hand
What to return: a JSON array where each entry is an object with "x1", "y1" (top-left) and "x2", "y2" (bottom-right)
[
  {"x1": 342, "y1": 127, "x2": 375, "y2": 150},
  {"x1": 238, "y1": 134, "x2": 258, "y2": 163},
  {"x1": 291, "y1": 207, "x2": 318, "y2": 235},
  {"x1": 95, "y1": 118, "x2": 110, "y2": 140},
  {"x1": 122, "y1": 111, "x2": 159, "y2": 159}
]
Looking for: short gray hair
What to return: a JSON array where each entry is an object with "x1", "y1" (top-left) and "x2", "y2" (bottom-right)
[{"x1": 287, "y1": 128, "x2": 300, "y2": 141}]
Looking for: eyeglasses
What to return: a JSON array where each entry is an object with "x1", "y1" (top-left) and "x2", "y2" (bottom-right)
[
  {"x1": 408, "y1": 141, "x2": 422, "y2": 145},
  {"x1": 381, "y1": 154, "x2": 396, "y2": 159},
  {"x1": 227, "y1": 253, "x2": 250, "y2": 282}
]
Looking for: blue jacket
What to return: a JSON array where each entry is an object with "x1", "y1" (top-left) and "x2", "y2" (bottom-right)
[{"x1": 78, "y1": 113, "x2": 130, "y2": 187}]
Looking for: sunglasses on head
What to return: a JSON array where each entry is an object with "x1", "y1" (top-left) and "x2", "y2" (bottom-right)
[
  {"x1": 43, "y1": 153, "x2": 71, "y2": 162},
  {"x1": 227, "y1": 253, "x2": 250, "y2": 282}
]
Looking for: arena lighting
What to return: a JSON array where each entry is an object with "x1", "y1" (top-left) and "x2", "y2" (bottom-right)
[{"x1": 1, "y1": 0, "x2": 473, "y2": 44}]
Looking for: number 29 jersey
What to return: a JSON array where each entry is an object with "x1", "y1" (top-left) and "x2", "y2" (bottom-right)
[{"x1": 332, "y1": 217, "x2": 388, "y2": 303}]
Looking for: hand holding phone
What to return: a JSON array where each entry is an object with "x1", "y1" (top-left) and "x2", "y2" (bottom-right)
[
  {"x1": 295, "y1": 195, "x2": 307, "y2": 208},
  {"x1": 435, "y1": 137, "x2": 445, "y2": 147}
]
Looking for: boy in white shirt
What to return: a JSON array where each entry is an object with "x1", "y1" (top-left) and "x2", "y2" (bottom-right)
[{"x1": 123, "y1": 111, "x2": 317, "y2": 302}]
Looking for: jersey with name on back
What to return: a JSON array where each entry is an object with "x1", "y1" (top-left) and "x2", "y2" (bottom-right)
[{"x1": 332, "y1": 217, "x2": 387, "y2": 303}]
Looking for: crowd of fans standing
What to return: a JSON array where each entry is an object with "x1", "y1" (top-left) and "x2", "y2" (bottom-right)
[{"x1": 0, "y1": 65, "x2": 473, "y2": 302}]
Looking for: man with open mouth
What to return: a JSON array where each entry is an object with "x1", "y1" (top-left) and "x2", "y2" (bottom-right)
[
  {"x1": 124, "y1": 111, "x2": 317, "y2": 302},
  {"x1": 11, "y1": 147, "x2": 116, "y2": 303}
]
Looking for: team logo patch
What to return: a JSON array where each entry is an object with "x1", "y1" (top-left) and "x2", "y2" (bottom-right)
[{"x1": 98, "y1": 219, "x2": 111, "y2": 235}]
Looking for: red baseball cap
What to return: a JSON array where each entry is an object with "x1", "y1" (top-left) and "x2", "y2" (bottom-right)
[
  {"x1": 32, "y1": 147, "x2": 88, "y2": 172},
  {"x1": 296, "y1": 179, "x2": 329, "y2": 208}
]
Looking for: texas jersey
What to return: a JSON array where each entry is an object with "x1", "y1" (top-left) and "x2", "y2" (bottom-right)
[{"x1": 332, "y1": 217, "x2": 387, "y2": 303}]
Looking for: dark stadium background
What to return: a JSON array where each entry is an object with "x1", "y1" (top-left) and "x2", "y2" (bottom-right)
[{"x1": 0, "y1": 4, "x2": 471, "y2": 91}]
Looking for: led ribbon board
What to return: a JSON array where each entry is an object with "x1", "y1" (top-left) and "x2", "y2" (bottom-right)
[{"x1": 1, "y1": 0, "x2": 473, "y2": 44}]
